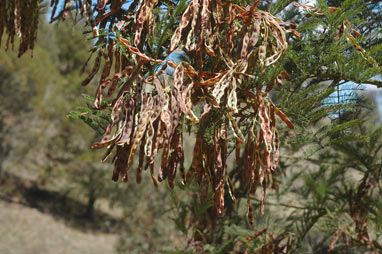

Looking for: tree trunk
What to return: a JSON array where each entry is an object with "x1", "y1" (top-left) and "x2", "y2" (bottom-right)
[
  {"x1": 85, "y1": 192, "x2": 96, "y2": 219},
  {"x1": 0, "y1": 113, "x2": 4, "y2": 173}
]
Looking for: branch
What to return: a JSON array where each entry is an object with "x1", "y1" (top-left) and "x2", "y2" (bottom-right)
[
  {"x1": 313, "y1": 73, "x2": 382, "y2": 88},
  {"x1": 251, "y1": 197, "x2": 308, "y2": 210},
  {"x1": 362, "y1": 79, "x2": 382, "y2": 88}
]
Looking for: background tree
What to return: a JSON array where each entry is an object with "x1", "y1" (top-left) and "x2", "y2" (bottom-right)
[{"x1": 1, "y1": 14, "x2": 186, "y2": 253}]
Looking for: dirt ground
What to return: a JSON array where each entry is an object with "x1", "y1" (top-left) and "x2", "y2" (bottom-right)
[
  {"x1": 0, "y1": 200, "x2": 118, "y2": 254},
  {"x1": 0, "y1": 171, "x2": 121, "y2": 254}
]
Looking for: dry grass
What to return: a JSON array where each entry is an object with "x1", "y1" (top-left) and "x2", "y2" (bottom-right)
[{"x1": 0, "y1": 200, "x2": 118, "y2": 254}]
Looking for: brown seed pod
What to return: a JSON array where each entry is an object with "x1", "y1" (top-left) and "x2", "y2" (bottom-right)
[
  {"x1": 169, "y1": 1, "x2": 194, "y2": 52},
  {"x1": 82, "y1": 50, "x2": 102, "y2": 86}
]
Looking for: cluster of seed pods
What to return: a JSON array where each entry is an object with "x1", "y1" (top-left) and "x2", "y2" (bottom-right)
[
  {"x1": 0, "y1": 0, "x2": 303, "y2": 219},
  {"x1": 74, "y1": 0, "x2": 301, "y2": 220},
  {"x1": 0, "y1": 0, "x2": 301, "y2": 220},
  {"x1": 0, "y1": 0, "x2": 40, "y2": 57}
]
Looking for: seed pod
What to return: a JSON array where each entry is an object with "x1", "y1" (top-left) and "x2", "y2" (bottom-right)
[
  {"x1": 240, "y1": 31, "x2": 251, "y2": 59},
  {"x1": 212, "y1": 71, "x2": 232, "y2": 104},
  {"x1": 62, "y1": 0, "x2": 73, "y2": 20},
  {"x1": 169, "y1": 2, "x2": 193, "y2": 52},
  {"x1": 173, "y1": 64, "x2": 184, "y2": 90},
  {"x1": 144, "y1": 118, "x2": 155, "y2": 157},
  {"x1": 127, "y1": 96, "x2": 153, "y2": 170},
  {"x1": 158, "y1": 142, "x2": 170, "y2": 181},
  {"x1": 134, "y1": 0, "x2": 149, "y2": 46},
  {"x1": 259, "y1": 99, "x2": 272, "y2": 153},
  {"x1": 97, "y1": 0, "x2": 107, "y2": 10},
  {"x1": 265, "y1": 17, "x2": 287, "y2": 66},
  {"x1": 181, "y1": 83, "x2": 199, "y2": 123},
  {"x1": 259, "y1": 44, "x2": 266, "y2": 67},
  {"x1": 272, "y1": 103, "x2": 294, "y2": 129},
  {"x1": 329, "y1": 229, "x2": 341, "y2": 253},
  {"x1": 147, "y1": 119, "x2": 162, "y2": 166},
  {"x1": 118, "y1": 98, "x2": 135, "y2": 145},
  {"x1": 178, "y1": 133, "x2": 186, "y2": 185},
  {"x1": 214, "y1": 134, "x2": 224, "y2": 217},
  {"x1": 136, "y1": 138, "x2": 146, "y2": 184},
  {"x1": 82, "y1": 50, "x2": 102, "y2": 86},
  {"x1": 120, "y1": 38, "x2": 165, "y2": 63},
  {"x1": 271, "y1": 130, "x2": 280, "y2": 171},
  {"x1": 111, "y1": 96, "x2": 124, "y2": 123},
  {"x1": 228, "y1": 113, "x2": 245, "y2": 143},
  {"x1": 260, "y1": 177, "x2": 266, "y2": 214},
  {"x1": 227, "y1": 78, "x2": 238, "y2": 114},
  {"x1": 196, "y1": 0, "x2": 211, "y2": 53},
  {"x1": 189, "y1": 132, "x2": 204, "y2": 185},
  {"x1": 150, "y1": 164, "x2": 158, "y2": 187},
  {"x1": 247, "y1": 191, "x2": 254, "y2": 226},
  {"x1": 91, "y1": 132, "x2": 122, "y2": 149},
  {"x1": 185, "y1": 0, "x2": 200, "y2": 51}
]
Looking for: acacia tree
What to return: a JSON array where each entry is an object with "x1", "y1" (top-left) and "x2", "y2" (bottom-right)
[{"x1": 1, "y1": 0, "x2": 382, "y2": 253}]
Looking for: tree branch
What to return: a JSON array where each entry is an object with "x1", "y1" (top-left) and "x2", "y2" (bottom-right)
[{"x1": 313, "y1": 73, "x2": 382, "y2": 88}]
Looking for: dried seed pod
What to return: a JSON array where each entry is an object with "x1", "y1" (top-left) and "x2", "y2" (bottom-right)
[
  {"x1": 228, "y1": 113, "x2": 245, "y2": 143},
  {"x1": 97, "y1": 0, "x2": 107, "y2": 10},
  {"x1": 181, "y1": 83, "x2": 199, "y2": 123},
  {"x1": 178, "y1": 134, "x2": 186, "y2": 185},
  {"x1": 259, "y1": 99, "x2": 273, "y2": 154},
  {"x1": 158, "y1": 142, "x2": 170, "y2": 181},
  {"x1": 272, "y1": 103, "x2": 294, "y2": 129},
  {"x1": 265, "y1": 17, "x2": 287, "y2": 66},
  {"x1": 136, "y1": 138, "x2": 146, "y2": 184},
  {"x1": 147, "y1": 119, "x2": 163, "y2": 168},
  {"x1": 91, "y1": 132, "x2": 122, "y2": 149},
  {"x1": 149, "y1": 164, "x2": 158, "y2": 187},
  {"x1": 227, "y1": 78, "x2": 238, "y2": 114},
  {"x1": 144, "y1": 118, "x2": 155, "y2": 157},
  {"x1": 94, "y1": 46, "x2": 118, "y2": 108},
  {"x1": 240, "y1": 31, "x2": 251, "y2": 59},
  {"x1": 62, "y1": 0, "x2": 73, "y2": 20},
  {"x1": 169, "y1": 2, "x2": 194, "y2": 51},
  {"x1": 214, "y1": 131, "x2": 225, "y2": 217},
  {"x1": 189, "y1": 131, "x2": 204, "y2": 185},
  {"x1": 196, "y1": 0, "x2": 211, "y2": 53},
  {"x1": 247, "y1": 192, "x2": 254, "y2": 226},
  {"x1": 127, "y1": 96, "x2": 153, "y2": 170},
  {"x1": 212, "y1": 71, "x2": 232, "y2": 104},
  {"x1": 134, "y1": 0, "x2": 150, "y2": 46},
  {"x1": 258, "y1": 44, "x2": 266, "y2": 68},
  {"x1": 118, "y1": 98, "x2": 135, "y2": 145},
  {"x1": 260, "y1": 176, "x2": 267, "y2": 214},
  {"x1": 185, "y1": 0, "x2": 200, "y2": 51},
  {"x1": 82, "y1": 50, "x2": 102, "y2": 86},
  {"x1": 120, "y1": 38, "x2": 165, "y2": 63},
  {"x1": 173, "y1": 64, "x2": 184, "y2": 90}
]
